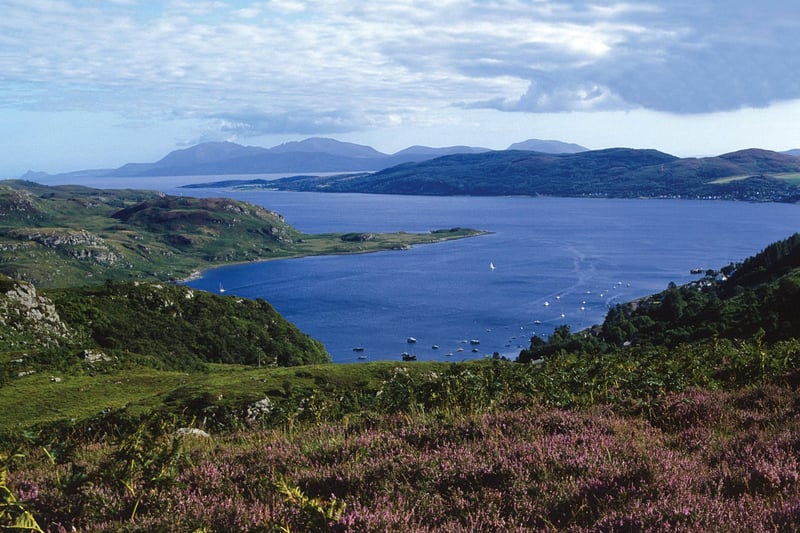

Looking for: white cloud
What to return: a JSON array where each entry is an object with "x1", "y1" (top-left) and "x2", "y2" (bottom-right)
[
  {"x1": 587, "y1": 3, "x2": 663, "y2": 18},
  {"x1": 0, "y1": 1, "x2": 662, "y2": 118},
  {"x1": 266, "y1": 0, "x2": 306, "y2": 14},
  {"x1": 0, "y1": 0, "x2": 798, "y2": 161}
]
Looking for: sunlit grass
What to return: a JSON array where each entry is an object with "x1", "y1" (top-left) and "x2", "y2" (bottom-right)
[{"x1": 710, "y1": 172, "x2": 800, "y2": 184}]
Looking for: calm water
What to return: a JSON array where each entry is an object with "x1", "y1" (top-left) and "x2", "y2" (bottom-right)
[
  {"x1": 184, "y1": 190, "x2": 800, "y2": 363},
  {"x1": 36, "y1": 174, "x2": 800, "y2": 363}
]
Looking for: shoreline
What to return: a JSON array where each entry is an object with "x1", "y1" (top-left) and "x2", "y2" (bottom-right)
[{"x1": 175, "y1": 228, "x2": 491, "y2": 284}]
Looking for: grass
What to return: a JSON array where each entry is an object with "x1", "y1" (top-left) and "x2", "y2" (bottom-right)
[
  {"x1": 774, "y1": 172, "x2": 800, "y2": 185},
  {"x1": 0, "y1": 368, "x2": 191, "y2": 431},
  {"x1": 2, "y1": 339, "x2": 800, "y2": 530},
  {"x1": 0, "y1": 360, "x2": 430, "y2": 432},
  {"x1": 710, "y1": 172, "x2": 800, "y2": 185},
  {"x1": 709, "y1": 174, "x2": 752, "y2": 184}
]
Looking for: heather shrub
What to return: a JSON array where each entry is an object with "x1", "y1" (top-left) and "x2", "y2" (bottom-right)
[
  {"x1": 652, "y1": 387, "x2": 727, "y2": 432},
  {"x1": 5, "y1": 354, "x2": 800, "y2": 531}
]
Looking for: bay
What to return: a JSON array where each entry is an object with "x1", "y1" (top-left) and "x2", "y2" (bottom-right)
[
  {"x1": 34, "y1": 173, "x2": 800, "y2": 363},
  {"x1": 182, "y1": 190, "x2": 800, "y2": 363}
]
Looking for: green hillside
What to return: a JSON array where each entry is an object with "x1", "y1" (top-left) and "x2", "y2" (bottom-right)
[
  {"x1": 0, "y1": 180, "x2": 485, "y2": 288},
  {"x1": 0, "y1": 275, "x2": 329, "y2": 383}
]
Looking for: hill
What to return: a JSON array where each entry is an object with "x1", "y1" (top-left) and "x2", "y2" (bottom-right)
[
  {"x1": 0, "y1": 180, "x2": 485, "y2": 288},
  {"x1": 507, "y1": 138, "x2": 588, "y2": 153},
  {"x1": 266, "y1": 147, "x2": 800, "y2": 201},
  {"x1": 0, "y1": 275, "x2": 329, "y2": 378}
]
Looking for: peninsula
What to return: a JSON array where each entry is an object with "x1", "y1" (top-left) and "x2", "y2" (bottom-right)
[{"x1": 0, "y1": 180, "x2": 486, "y2": 289}]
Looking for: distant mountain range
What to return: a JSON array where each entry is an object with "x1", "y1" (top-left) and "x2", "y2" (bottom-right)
[
  {"x1": 24, "y1": 137, "x2": 588, "y2": 179},
  {"x1": 22, "y1": 138, "x2": 800, "y2": 203},
  {"x1": 259, "y1": 147, "x2": 800, "y2": 202}
]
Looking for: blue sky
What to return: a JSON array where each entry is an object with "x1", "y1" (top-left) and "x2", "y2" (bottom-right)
[{"x1": 1, "y1": 0, "x2": 799, "y2": 177}]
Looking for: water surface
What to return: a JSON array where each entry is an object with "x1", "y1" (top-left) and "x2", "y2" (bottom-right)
[
  {"x1": 180, "y1": 191, "x2": 800, "y2": 363},
  {"x1": 36, "y1": 173, "x2": 800, "y2": 362}
]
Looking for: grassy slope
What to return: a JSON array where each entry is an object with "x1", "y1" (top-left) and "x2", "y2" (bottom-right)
[
  {"x1": 3, "y1": 350, "x2": 800, "y2": 531},
  {"x1": 0, "y1": 360, "x2": 404, "y2": 431}
]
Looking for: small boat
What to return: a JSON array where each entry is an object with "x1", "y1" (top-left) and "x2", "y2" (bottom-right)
[
  {"x1": 353, "y1": 346, "x2": 365, "y2": 352},
  {"x1": 534, "y1": 320, "x2": 542, "y2": 325},
  {"x1": 457, "y1": 347, "x2": 464, "y2": 352},
  {"x1": 406, "y1": 337, "x2": 417, "y2": 343},
  {"x1": 470, "y1": 339, "x2": 480, "y2": 345},
  {"x1": 402, "y1": 352, "x2": 417, "y2": 361},
  {"x1": 218, "y1": 282, "x2": 225, "y2": 293},
  {"x1": 472, "y1": 348, "x2": 479, "y2": 352},
  {"x1": 357, "y1": 355, "x2": 367, "y2": 360},
  {"x1": 446, "y1": 352, "x2": 454, "y2": 356},
  {"x1": 544, "y1": 301, "x2": 550, "y2": 307},
  {"x1": 432, "y1": 344, "x2": 439, "y2": 349},
  {"x1": 490, "y1": 261, "x2": 495, "y2": 271}
]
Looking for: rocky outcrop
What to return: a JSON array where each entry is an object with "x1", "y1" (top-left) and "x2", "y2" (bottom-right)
[
  {"x1": 0, "y1": 187, "x2": 40, "y2": 217},
  {"x1": 0, "y1": 276, "x2": 75, "y2": 349},
  {"x1": 13, "y1": 229, "x2": 127, "y2": 266}
]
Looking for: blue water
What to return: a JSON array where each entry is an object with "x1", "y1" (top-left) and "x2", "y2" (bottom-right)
[
  {"x1": 181, "y1": 191, "x2": 800, "y2": 363},
  {"x1": 34, "y1": 174, "x2": 800, "y2": 363}
]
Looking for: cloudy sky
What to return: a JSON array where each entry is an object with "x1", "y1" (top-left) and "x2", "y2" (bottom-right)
[{"x1": 2, "y1": 0, "x2": 799, "y2": 177}]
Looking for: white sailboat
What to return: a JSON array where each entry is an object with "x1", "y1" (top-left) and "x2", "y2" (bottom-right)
[
  {"x1": 219, "y1": 282, "x2": 225, "y2": 293},
  {"x1": 489, "y1": 261, "x2": 495, "y2": 271}
]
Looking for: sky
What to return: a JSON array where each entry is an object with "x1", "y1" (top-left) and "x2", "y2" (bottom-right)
[{"x1": 1, "y1": 0, "x2": 800, "y2": 177}]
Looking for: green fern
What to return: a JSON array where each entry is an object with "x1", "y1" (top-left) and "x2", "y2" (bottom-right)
[
  {"x1": 274, "y1": 476, "x2": 346, "y2": 531},
  {"x1": 0, "y1": 453, "x2": 43, "y2": 533}
]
